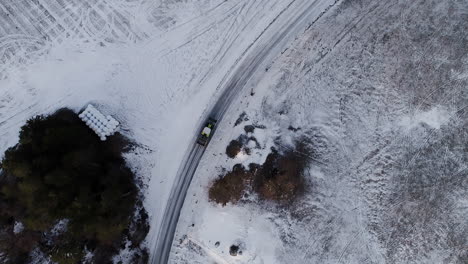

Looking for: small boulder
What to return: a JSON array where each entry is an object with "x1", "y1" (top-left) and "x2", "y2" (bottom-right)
[
  {"x1": 244, "y1": 125, "x2": 255, "y2": 133},
  {"x1": 229, "y1": 245, "x2": 239, "y2": 256},
  {"x1": 226, "y1": 140, "x2": 242, "y2": 158}
]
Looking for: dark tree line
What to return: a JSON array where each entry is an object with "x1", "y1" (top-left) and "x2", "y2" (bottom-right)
[{"x1": 0, "y1": 108, "x2": 142, "y2": 263}]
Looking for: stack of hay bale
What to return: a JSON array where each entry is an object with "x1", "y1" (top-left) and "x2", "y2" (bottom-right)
[{"x1": 78, "y1": 104, "x2": 120, "y2": 141}]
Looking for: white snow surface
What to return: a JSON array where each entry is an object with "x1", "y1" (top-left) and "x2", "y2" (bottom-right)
[
  {"x1": 13, "y1": 221, "x2": 24, "y2": 234},
  {"x1": 50, "y1": 219, "x2": 69, "y2": 236},
  {"x1": 1, "y1": 0, "x2": 467, "y2": 263},
  {"x1": 399, "y1": 106, "x2": 452, "y2": 131},
  {"x1": 171, "y1": 0, "x2": 468, "y2": 263},
  {"x1": 0, "y1": 0, "x2": 335, "y2": 263}
]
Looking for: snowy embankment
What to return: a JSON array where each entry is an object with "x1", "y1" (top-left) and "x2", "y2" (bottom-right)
[{"x1": 0, "y1": 0, "x2": 330, "y2": 262}]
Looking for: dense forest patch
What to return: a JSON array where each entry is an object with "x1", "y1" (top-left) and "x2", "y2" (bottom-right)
[{"x1": 0, "y1": 108, "x2": 148, "y2": 264}]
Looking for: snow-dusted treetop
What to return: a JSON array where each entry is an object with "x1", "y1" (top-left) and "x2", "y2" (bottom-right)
[{"x1": 78, "y1": 104, "x2": 119, "y2": 141}]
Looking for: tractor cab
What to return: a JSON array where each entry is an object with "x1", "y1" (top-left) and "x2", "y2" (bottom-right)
[{"x1": 197, "y1": 118, "x2": 217, "y2": 146}]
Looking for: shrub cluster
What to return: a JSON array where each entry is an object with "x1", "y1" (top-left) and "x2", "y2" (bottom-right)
[
  {"x1": 253, "y1": 149, "x2": 305, "y2": 202},
  {"x1": 208, "y1": 165, "x2": 253, "y2": 205},
  {"x1": 210, "y1": 145, "x2": 307, "y2": 205}
]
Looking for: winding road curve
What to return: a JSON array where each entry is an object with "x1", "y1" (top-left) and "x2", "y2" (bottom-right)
[{"x1": 150, "y1": 1, "x2": 340, "y2": 263}]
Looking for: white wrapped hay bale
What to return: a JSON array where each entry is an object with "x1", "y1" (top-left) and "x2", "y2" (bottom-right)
[{"x1": 79, "y1": 104, "x2": 120, "y2": 141}]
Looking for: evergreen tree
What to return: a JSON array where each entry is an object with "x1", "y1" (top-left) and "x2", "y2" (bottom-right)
[{"x1": 0, "y1": 108, "x2": 139, "y2": 263}]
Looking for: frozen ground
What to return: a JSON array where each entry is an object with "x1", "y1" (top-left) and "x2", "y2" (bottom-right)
[
  {"x1": 1, "y1": 0, "x2": 467, "y2": 263},
  {"x1": 0, "y1": 0, "x2": 337, "y2": 263},
  {"x1": 172, "y1": 0, "x2": 468, "y2": 263}
]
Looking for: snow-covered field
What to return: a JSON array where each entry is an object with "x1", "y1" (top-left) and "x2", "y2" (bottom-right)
[
  {"x1": 171, "y1": 0, "x2": 468, "y2": 263},
  {"x1": 0, "y1": 0, "x2": 336, "y2": 262},
  {"x1": 1, "y1": 0, "x2": 467, "y2": 263}
]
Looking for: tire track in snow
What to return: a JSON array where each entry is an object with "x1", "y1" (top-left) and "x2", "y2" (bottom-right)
[
  {"x1": 150, "y1": 0, "x2": 342, "y2": 263},
  {"x1": 0, "y1": 0, "x2": 149, "y2": 78}
]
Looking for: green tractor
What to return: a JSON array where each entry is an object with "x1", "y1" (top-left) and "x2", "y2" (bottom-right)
[{"x1": 197, "y1": 118, "x2": 217, "y2": 146}]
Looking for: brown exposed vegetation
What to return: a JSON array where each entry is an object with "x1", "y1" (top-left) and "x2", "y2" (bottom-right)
[
  {"x1": 226, "y1": 140, "x2": 243, "y2": 158},
  {"x1": 253, "y1": 148, "x2": 306, "y2": 202},
  {"x1": 211, "y1": 142, "x2": 309, "y2": 205},
  {"x1": 208, "y1": 165, "x2": 252, "y2": 206},
  {"x1": 225, "y1": 132, "x2": 261, "y2": 159}
]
